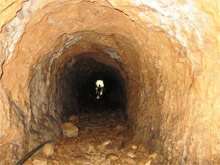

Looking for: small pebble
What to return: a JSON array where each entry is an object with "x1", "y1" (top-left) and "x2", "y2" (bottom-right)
[
  {"x1": 148, "y1": 153, "x2": 157, "y2": 159},
  {"x1": 132, "y1": 145, "x2": 137, "y2": 150},
  {"x1": 102, "y1": 140, "x2": 111, "y2": 146},
  {"x1": 127, "y1": 151, "x2": 136, "y2": 158},
  {"x1": 105, "y1": 153, "x2": 119, "y2": 160},
  {"x1": 123, "y1": 157, "x2": 135, "y2": 164}
]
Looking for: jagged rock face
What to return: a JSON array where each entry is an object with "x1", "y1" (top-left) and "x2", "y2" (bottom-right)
[{"x1": 0, "y1": 0, "x2": 219, "y2": 164}]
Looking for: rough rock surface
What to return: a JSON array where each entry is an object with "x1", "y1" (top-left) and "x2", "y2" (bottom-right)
[
  {"x1": 25, "y1": 109, "x2": 161, "y2": 165},
  {"x1": 0, "y1": 0, "x2": 220, "y2": 164},
  {"x1": 61, "y1": 122, "x2": 79, "y2": 138}
]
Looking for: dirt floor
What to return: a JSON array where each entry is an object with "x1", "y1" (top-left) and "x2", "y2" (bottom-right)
[{"x1": 24, "y1": 108, "x2": 163, "y2": 165}]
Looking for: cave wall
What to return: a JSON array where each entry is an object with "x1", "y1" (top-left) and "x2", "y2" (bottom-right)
[{"x1": 0, "y1": 0, "x2": 220, "y2": 164}]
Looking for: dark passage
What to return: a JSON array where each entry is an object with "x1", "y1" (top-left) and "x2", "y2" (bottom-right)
[
  {"x1": 26, "y1": 53, "x2": 131, "y2": 165},
  {"x1": 58, "y1": 54, "x2": 127, "y2": 121}
]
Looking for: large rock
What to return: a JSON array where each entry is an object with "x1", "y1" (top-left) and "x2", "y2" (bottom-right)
[
  {"x1": 42, "y1": 143, "x2": 54, "y2": 157},
  {"x1": 61, "y1": 122, "x2": 79, "y2": 138},
  {"x1": 114, "y1": 125, "x2": 126, "y2": 134}
]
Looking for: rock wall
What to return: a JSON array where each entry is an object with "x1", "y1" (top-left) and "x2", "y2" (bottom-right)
[{"x1": 0, "y1": 0, "x2": 219, "y2": 164}]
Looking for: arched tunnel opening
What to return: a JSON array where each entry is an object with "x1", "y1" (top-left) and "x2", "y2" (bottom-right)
[
  {"x1": 0, "y1": 0, "x2": 220, "y2": 164},
  {"x1": 27, "y1": 30, "x2": 141, "y2": 153},
  {"x1": 71, "y1": 56, "x2": 127, "y2": 112},
  {"x1": 55, "y1": 53, "x2": 129, "y2": 134}
]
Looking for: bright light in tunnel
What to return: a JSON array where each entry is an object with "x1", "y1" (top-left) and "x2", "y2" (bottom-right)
[
  {"x1": 96, "y1": 80, "x2": 104, "y2": 87},
  {"x1": 96, "y1": 80, "x2": 104, "y2": 99}
]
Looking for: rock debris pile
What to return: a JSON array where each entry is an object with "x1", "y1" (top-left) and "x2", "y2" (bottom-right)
[
  {"x1": 24, "y1": 109, "x2": 163, "y2": 165},
  {"x1": 0, "y1": 0, "x2": 220, "y2": 164}
]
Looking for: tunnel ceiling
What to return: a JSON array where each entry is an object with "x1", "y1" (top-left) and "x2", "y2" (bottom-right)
[{"x1": 0, "y1": 0, "x2": 220, "y2": 164}]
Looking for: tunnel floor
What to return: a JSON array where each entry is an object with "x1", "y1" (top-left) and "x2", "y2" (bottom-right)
[{"x1": 23, "y1": 107, "x2": 164, "y2": 165}]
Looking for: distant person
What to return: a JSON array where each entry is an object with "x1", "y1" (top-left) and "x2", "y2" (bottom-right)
[{"x1": 98, "y1": 84, "x2": 101, "y2": 95}]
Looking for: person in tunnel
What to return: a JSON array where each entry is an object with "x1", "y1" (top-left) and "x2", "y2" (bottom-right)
[
  {"x1": 96, "y1": 80, "x2": 104, "y2": 100},
  {"x1": 98, "y1": 84, "x2": 101, "y2": 94},
  {"x1": 96, "y1": 84, "x2": 102, "y2": 99}
]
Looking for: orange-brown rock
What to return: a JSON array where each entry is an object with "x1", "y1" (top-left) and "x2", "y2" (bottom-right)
[{"x1": 0, "y1": 0, "x2": 220, "y2": 164}]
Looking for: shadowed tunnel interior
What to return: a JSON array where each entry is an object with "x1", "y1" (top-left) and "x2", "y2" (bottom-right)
[
  {"x1": 0, "y1": 0, "x2": 219, "y2": 164},
  {"x1": 27, "y1": 31, "x2": 141, "y2": 156},
  {"x1": 76, "y1": 58, "x2": 126, "y2": 110},
  {"x1": 58, "y1": 54, "x2": 127, "y2": 119}
]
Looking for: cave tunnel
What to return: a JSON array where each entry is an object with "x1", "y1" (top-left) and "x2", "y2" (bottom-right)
[
  {"x1": 0, "y1": 0, "x2": 220, "y2": 164},
  {"x1": 71, "y1": 55, "x2": 127, "y2": 111}
]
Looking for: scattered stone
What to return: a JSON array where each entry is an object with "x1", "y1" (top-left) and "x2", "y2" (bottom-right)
[
  {"x1": 123, "y1": 157, "x2": 136, "y2": 164},
  {"x1": 96, "y1": 144, "x2": 105, "y2": 151},
  {"x1": 102, "y1": 140, "x2": 111, "y2": 146},
  {"x1": 69, "y1": 114, "x2": 79, "y2": 124},
  {"x1": 105, "y1": 153, "x2": 119, "y2": 160},
  {"x1": 81, "y1": 144, "x2": 95, "y2": 153},
  {"x1": 106, "y1": 142, "x2": 116, "y2": 150},
  {"x1": 24, "y1": 160, "x2": 33, "y2": 165},
  {"x1": 137, "y1": 162, "x2": 145, "y2": 165},
  {"x1": 137, "y1": 144, "x2": 147, "y2": 152},
  {"x1": 32, "y1": 157, "x2": 47, "y2": 165},
  {"x1": 139, "y1": 156, "x2": 150, "y2": 164},
  {"x1": 123, "y1": 140, "x2": 134, "y2": 150},
  {"x1": 74, "y1": 155, "x2": 91, "y2": 164},
  {"x1": 59, "y1": 157, "x2": 69, "y2": 164},
  {"x1": 152, "y1": 154, "x2": 164, "y2": 163},
  {"x1": 132, "y1": 145, "x2": 137, "y2": 150},
  {"x1": 145, "y1": 160, "x2": 152, "y2": 165},
  {"x1": 57, "y1": 148, "x2": 69, "y2": 157},
  {"x1": 42, "y1": 143, "x2": 54, "y2": 157},
  {"x1": 37, "y1": 111, "x2": 148, "y2": 165},
  {"x1": 148, "y1": 152, "x2": 157, "y2": 159},
  {"x1": 127, "y1": 151, "x2": 136, "y2": 158},
  {"x1": 114, "y1": 125, "x2": 126, "y2": 134},
  {"x1": 51, "y1": 160, "x2": 59, "y2": 165},
  {"x1": 100, "y1": 159, "x2": 110, "y2": 164},
  {"x1": 111, "y1": 159, "x2": 122, "y2": 164},
  {"x1": 61, "y1": 122, "x2": 79, "y2": 138}
]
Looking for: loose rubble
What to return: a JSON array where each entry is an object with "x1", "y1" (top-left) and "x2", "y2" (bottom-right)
[{"x1": 24, "y1": 109, "x2": 164, "y2": 164}]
